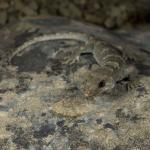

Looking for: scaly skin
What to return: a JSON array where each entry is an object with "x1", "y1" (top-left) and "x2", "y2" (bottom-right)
[
  {"x1": 10, "y1": 32, "x2": 94, "y2": 60},
  {"x1": 10, "y1": 32, "x2": 135, "y2": 95}
]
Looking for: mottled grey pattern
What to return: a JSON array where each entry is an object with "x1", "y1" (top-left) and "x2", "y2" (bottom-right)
[{"x1": 0, "y1": 17, "x2": 149, "y2": 150}]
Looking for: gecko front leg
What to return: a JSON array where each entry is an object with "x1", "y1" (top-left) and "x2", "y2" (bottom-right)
[{"x1": 93, "y1": 41, "x2": 127, "y2": 79}]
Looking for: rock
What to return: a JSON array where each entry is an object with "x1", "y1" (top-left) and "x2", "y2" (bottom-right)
[{"x1": 51, "y1": 98, "x2": 94, "y2": 117}]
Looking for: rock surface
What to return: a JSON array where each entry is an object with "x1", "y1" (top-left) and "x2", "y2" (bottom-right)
[
  {"x1": 0, "y1": 17, "x2": 150, "y2": 150},
  {"x1": 0, "y1": 0, "x2": 150, "y2": 28}
]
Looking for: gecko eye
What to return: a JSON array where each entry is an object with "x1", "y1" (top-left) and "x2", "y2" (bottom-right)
[{"x1": 98, "y1": 80, "x2": 106, "y2": 88}]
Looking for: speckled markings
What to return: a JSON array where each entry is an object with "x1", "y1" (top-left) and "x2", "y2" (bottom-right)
[
  {"x1": 0, "y1": 17, "x2": 149, "y2": 150},
  {"x1": 9, "y1": 31, "x2": 135, "y2": 96}
]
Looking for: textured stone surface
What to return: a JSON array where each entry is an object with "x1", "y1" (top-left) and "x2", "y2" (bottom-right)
[
  {"x1": 0, "y1": 0, "x2": 150, "y2": 28},
  {"x1": 0, "y1": 17, "x2": 149, "y2": 150}
]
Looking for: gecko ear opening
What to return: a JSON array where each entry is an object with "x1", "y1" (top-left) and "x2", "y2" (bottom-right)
[{"x1": 98, "y1": 80, "x2": 106, "y2": 88}]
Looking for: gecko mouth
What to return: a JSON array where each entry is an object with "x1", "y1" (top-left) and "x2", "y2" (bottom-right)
[
  {"x1": 99, "y1": 78, "x2": 115, "y2": 94},
  {"x1": 116, "y1": 76, "x2": 131, "y2": 84}
]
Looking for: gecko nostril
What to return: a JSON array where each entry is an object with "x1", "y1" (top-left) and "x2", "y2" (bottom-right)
[{"x1": 98, "y1": 80, "x2": 106, "y2": 88}]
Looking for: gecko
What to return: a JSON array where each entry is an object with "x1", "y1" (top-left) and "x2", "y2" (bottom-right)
[{"x1": 10, "y1": 32, "x2": 137, "y2": 96}]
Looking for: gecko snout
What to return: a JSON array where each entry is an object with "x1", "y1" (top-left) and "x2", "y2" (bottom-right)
[{"x1": 98, "y1": 78, "x2": 115, "y2": 94}]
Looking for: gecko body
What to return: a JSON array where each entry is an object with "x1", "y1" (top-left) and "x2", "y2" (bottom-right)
[{"x1": 10, "y1": 32, "x2": 134, "y2": 96}]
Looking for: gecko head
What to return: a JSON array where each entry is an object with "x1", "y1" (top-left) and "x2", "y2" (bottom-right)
[
  {"x1": 83, "y1": 76, "x2": 115, "y2": 97},
  {"x1": 70, "y1": 66, "x2": 115, "y2": 97},
  {"x1": 97, "y1": 78, "x2": 115, "y2": 94}
]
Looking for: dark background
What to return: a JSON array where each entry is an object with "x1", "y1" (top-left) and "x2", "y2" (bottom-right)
[{"x1": 0, "y1": 0, "x2": 150, "y2": 29}]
